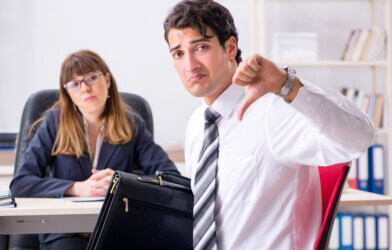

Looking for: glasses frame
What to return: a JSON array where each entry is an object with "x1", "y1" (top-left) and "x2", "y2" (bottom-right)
[{"x1": 63, "y1": 71, "x2": 102, "y2": 92}]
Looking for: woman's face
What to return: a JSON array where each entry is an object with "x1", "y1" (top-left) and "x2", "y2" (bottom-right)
[{"x1": 65, "y1": 71, "x2": 111, "y2": 119}]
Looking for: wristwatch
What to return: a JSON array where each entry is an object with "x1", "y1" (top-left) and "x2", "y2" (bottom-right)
[{"x1": 278, "y1": 66, "x2": 296, "y2": 98}]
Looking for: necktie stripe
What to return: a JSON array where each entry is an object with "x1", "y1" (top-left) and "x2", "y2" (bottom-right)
[
  {"x1": 193, "y1": 204, "x2": 215, "y2": 244},
  {"x1": 195, "y1": 145, "x2": 219, "y2": 183},
  {"x1": 194, "y1": 188, "x2": 214, "y2": 224},
  {"x1": 193, "y1": 107, "x2": 220, "y2": 249},
  {"x1": 198, "y1": 124, "x2": 218, "y2": 161},
  {"x1": 195, "y1": 220, "x2": 216, "y2": 250},
  {"x1": 194, "y1": 158, "x2": 218, "y2": 203},
  {"x1": 193, "y1": 179, "x2": 215, "y2": 214},
  {"x1": 196, "y1": 137, "x2": 219, "y2": 170},
  {"x1": 204, "y1": 230, "x2": 218, "y2": 250}
]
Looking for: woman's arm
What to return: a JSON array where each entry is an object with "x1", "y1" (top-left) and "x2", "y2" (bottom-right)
[{"x1": 10, "y1": 110, "x2": 74, "y2": 197}]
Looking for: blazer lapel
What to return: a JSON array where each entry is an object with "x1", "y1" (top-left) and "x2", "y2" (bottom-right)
[
  {"x1": 97, "y1": 141, "x2": 118, "y2": 170},
  {"x1": 79, "y1": 153, "x2": 93, "y2": 178}
]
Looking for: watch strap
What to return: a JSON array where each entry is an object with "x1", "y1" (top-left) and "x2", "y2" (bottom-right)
[{"x1": 278, "y1": 66, "x2": 296, "y2": 98}]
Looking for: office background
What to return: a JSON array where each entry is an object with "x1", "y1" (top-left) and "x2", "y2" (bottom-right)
[
  {"x1": 0, "y1": 1, "x2": 391, "y2": 248},
  {"x1": 0, "y1": 0, "x2": 384, "y2": 148}
]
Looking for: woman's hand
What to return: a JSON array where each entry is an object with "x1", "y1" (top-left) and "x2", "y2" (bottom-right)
[
  {"x1": 65, "y1": 168, "x2": 115, "y2": 197},
  {"x1": 90, "y1": 168, "x2": 115, "y2": 196}
]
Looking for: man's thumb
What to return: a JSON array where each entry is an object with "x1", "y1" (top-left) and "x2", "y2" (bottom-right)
[{"x1": 236, "y1": 97, "x2": 254, "y2": 121}]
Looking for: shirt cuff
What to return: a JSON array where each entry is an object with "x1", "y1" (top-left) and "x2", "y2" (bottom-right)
[{"x1": 290, "y1": 78, "x2": 325, "y2": 118}]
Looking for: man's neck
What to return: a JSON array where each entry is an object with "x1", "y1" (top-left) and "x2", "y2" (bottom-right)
[
  {"x1": 203, "y1": 62, "x2": 237, "y2": 106},
  {"x1": 203, "y1": 81, "x2": 232, "y2": 106}
]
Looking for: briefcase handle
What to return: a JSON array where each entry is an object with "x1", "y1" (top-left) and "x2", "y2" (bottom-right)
[{"x1": 155, "y1": 171, "x2": 191, "y2": 189}]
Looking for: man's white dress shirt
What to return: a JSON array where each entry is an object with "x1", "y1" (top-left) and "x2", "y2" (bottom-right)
[{"x1": 185, "y1": 79, "x2": 376, "y2": 249}]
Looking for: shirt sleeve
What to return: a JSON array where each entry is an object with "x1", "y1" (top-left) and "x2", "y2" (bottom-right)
[{"x1": 267, "y1": 78, "x2": 377, "y2": 167}]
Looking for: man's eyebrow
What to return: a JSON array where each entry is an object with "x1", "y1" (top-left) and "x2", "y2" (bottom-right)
[
  {"x1": 169, "y1": 37, "x2": 211, "y2": 52},
  {"x1": 169, "y1": 45, "x2": 180, "y2": 52},
  {"x1": 190, "y1": 37, "x2": 210, "y2": 44}
]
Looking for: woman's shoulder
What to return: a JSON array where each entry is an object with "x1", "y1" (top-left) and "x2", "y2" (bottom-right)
[
  {"x1": 122, "y1": 107, "x2": 142, "y2": 126},
  {"x1": 41, "y1": 107, "x2": 61, "y2": 129},
  {"x1": 130, "y1": 112, "x2": 143, "y2": 124},
  {"x1": 44, "y1": 107, "x2": 60, "y2": 120},
  {"x1": 45, "y1": 107, "x2": 60, "y2": 115}
]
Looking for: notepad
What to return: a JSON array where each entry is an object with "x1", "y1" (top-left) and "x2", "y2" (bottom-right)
[
  {"x1": 0, "y1": 193, "x2": 17, "y2": 207},
  {"x1": 63, "y1": 197, "x2": 105, "y2": 202}
]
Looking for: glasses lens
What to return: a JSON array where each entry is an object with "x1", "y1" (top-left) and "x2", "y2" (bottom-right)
[
  {"x1": 85, "y1": 72, "x2": 101, "y2": 85},
  {"x1": 65, "y1": 81, "x2": 80, "y2": 92}
]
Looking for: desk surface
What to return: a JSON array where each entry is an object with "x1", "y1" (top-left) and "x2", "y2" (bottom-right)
[
  {"x1": 339, "y1": 188, "x2": 392, "y2": 207},
  {"x1": 0, "y1": 198, "x2": 102, "y2": 234},
  {"x1": 0, "y1": 189, "x2": 391, "y2": 234},
  {"x1": 0, "y1": 198, "x2": 102, "y2": 216},
  {"x1": 0, "y1": 188, "x2": 388, "y2": 216}
]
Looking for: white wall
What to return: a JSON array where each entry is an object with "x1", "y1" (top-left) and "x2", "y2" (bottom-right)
[{"x1": 0, "y1": 0, "x2": 386, "y2": 147}]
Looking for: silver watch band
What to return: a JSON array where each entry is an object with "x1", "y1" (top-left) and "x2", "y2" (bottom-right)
[{"x1": 278, "y1": 66, "x2": 296, "y2": 98}]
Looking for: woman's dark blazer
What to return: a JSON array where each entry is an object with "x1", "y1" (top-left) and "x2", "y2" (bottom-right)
[{"x1": 9, "y1": 108, "x2": 178, "y2": 243}]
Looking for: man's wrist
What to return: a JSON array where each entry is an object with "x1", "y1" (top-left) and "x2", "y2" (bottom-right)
[
  {"x1": 283, "y1": 77, "x2": 303, "y2": 103},
  {"x1": 270, "y1": 68, "x2": 288, "y2": 94}
]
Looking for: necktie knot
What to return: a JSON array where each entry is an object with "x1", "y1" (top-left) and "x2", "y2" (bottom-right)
[{"x1": 205, "y1": 107, "x2": 221, "y2": 125}]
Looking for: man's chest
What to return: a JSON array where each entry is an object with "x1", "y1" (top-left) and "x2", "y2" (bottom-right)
[{"x1": 188, "y1": 114, "x2": 271, "y2": 206}]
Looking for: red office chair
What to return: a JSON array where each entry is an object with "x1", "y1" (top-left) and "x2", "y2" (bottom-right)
[{"x1": 314, "y1": 162, "x2": 350, "y2": 250}]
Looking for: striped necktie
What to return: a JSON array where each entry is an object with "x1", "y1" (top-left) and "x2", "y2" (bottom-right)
[{"x1": 193, "y1": 107, "x2": 221, "y2": 250}]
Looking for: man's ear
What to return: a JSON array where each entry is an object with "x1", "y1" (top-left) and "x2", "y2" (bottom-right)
[{"x1": 225, "y1": 36, "x2": 238, "y2": 61}]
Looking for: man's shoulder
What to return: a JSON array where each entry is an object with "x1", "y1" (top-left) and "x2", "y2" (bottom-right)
[{"x1": 185, "y1": 105, "x2": 204, "y2": 136}]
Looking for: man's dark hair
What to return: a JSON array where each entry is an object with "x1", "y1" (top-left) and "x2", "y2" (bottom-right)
[{"x1": 164, "y1": 0, "x2": 242, "y2": 64}]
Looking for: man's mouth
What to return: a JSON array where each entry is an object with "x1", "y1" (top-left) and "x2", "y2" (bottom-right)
[{"x1": 189, "y1": 74, "x2": 206, "y2": 83}]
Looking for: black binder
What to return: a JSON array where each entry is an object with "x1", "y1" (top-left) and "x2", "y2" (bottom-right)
[{"x1": 87, "y1": 171, "x2": 193, "y2": 250}]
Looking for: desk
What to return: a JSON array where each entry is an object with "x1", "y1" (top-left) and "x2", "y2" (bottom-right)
[
  {"x1": 0, "y1": 189, "x2": 391, "y2": 234},
  {"x1": 0, "y1": 198, "x2": 102, "y2": 234},
  {"x1": 339, "y1": 188, "x2": 392, "y2": 207}
]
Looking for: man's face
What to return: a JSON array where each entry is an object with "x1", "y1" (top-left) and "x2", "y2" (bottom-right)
[{"x1": 168, "y1": 27, "x2": 236, "y2": 104}]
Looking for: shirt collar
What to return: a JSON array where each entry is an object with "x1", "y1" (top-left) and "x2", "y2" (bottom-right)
[
  {"x1": 82, "y1": 117, "x2": 106, "y2": 133},
  {"x1": 202, "y1": 83, "x2": 245, "y2": 119}
]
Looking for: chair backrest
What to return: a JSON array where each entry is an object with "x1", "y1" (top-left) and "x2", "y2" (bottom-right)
[
  {"x1": 314, "y1": 162, "x2": 350, "y2": 249},
  {"x1": 14, "y1": 89, "x2": 154, "y2": 175}
]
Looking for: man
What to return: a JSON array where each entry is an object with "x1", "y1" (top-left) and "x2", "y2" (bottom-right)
[{"x1": 164, "y1": 0, "x2": 376, "y2": 249}]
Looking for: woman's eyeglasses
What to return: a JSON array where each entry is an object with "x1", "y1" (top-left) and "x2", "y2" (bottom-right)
[{"x1": 64, "y1": 72, "x2": 102, "y2": 92}]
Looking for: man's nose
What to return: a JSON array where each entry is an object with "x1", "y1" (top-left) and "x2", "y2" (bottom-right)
[{"x1": 185, "y1": 54, "x2": 201, "y2": 72}]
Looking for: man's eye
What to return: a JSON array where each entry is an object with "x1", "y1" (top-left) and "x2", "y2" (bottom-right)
[
  {"x1": 196, "y1": 45, "x2": 208, "y2": 51},
  {"x1": 173, "y1": 51, "x2": 183, "y2": 59}
]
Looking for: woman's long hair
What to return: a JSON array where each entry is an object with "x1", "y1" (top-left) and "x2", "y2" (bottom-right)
[{"x1": 34, "y1": 50, "x2": 135, "y2": 158}]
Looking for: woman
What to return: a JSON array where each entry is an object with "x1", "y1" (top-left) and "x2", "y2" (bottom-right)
[{"x1": 10, "y1": 50, "x2": 178, "y2": 249}]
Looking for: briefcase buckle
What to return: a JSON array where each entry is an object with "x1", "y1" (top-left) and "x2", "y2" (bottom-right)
[{"x1": 137, "y1": 176, "x2": 163, "y2": 186}]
